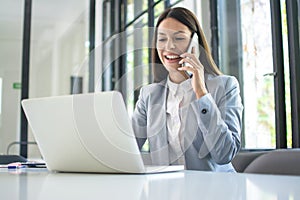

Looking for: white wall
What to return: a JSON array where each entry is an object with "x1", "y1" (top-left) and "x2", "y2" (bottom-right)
[{"x1": 0, "y1": 70, "x2": 21, "y2": 155}]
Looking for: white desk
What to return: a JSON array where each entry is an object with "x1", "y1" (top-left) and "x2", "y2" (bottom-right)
[{"x1": 1, "y1": 168, "x2": 300, "y2": 200}]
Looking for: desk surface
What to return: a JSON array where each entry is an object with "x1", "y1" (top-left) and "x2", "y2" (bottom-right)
[{"x1": 1, "y1": 168, "x2": 300, "y2": 200}]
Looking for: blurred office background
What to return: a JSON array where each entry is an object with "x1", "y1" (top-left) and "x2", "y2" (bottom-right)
[{"x1": 0, "y1": 0, "x2": 299, "y2": 159}]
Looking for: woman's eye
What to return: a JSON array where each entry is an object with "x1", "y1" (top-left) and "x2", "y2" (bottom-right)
[
  {"x1": 175, "y1": 37, "x2": 186, "y2": 41},
  {"x1": 157, "y1": 38, "x2": 167, "y2": 42}
]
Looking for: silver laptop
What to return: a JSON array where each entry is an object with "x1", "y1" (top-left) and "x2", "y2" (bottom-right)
[{"x1": 21, "y1": 91, "x2": 183, "y2": 174}]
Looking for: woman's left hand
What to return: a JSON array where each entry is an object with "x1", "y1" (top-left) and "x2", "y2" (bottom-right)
[{"x1": 178, "y1": 47, "x2": 208, "y2": 99}]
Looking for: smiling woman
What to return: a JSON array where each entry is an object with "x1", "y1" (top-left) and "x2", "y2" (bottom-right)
[
  {"x1": 152, "y1": 7, "x2": 222, "y2": 84},
  {"x1": 131, "y1": 7, "x2": 243, "y2": 172}
]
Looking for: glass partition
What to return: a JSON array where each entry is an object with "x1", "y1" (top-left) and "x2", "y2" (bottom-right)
[
  {"x1": 28, "y1": 0, "x2": 90, "y2": 157},
  {"x1": 0, "y1": 0, "x2": 24, "y2": 155},
  {"x1": 30, "y1": 0, "x2": 90, "y2": 98}
]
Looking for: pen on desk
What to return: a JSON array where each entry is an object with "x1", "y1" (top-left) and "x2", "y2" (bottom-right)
[
  {"x1": 7, "y1": 162, "x2": 26, "y2": 169},
  {"x1": 8, "y1": 165, "x2": 26, "y2": 169}
]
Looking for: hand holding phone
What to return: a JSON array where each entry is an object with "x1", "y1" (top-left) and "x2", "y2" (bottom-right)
[{"x1": 182, "y1": 34, "x2": 200, "y2": 78}]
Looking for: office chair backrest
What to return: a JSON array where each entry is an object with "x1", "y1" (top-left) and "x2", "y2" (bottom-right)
[
  {"x1": 244, "y1": 149, "x2": 300, "y2": 176},
  {"x1": 232, "y1": 151, "x2": 267, "y2": 172}
]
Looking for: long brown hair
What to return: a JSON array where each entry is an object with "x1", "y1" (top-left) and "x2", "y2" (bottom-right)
[{"x1": 152, "y1": 7, "x2": 222, "y2": 83}]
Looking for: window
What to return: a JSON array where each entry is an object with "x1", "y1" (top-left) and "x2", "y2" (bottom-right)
[
  {"x1": 217, "y1": 0, "x2": 299, "y2": 149},
  {"x1": 125, "y1": 0, "x2": 165, "y2": 116},
  {"x1": 240, "y1": 0, "x2": 276, "y2": 148}
]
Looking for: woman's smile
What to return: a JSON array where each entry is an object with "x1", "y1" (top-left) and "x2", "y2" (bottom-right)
[{"x1": 164, "y1": 53, "x2": 181, "y2": 63}]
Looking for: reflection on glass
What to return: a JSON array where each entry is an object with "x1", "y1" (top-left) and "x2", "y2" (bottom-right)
[
  {"x1": 126, "y1": 0, "x2": 147, "y2": 24},
  {"x1": 154, "y1": 2, "x2": 165, "y2": 21},
  {"x1": 125, "y1": 15, "x2": 149, "y2": 117},
  {"x1": 125, "y1": 2, "x2": 165, "y2": 116}
]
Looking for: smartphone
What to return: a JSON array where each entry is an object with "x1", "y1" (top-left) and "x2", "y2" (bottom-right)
[{"x1": 183, "y1": 33, "x2": 200, "y2": 78}]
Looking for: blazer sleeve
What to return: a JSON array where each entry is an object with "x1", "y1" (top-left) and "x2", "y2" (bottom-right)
[
  {"x1": 131, "y1": 87, "x2": 148, "y2": 150},
  {"x1": 192, "y1": 76, "x2": 243, "y2": 164}
]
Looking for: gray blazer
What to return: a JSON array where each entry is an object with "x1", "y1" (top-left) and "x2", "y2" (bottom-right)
[{"x1": 132, "y1": 73, "x2": 243, "y2": 172}]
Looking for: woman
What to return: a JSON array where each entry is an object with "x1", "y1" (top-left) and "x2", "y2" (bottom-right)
[{"x1": 132, "y1": 7, "x2": 243, "y2": 172}]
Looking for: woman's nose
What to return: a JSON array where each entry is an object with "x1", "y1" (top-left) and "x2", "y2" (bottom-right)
[{"x1": 165, "y1": 38, "x2": 175, "y2": 50}]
